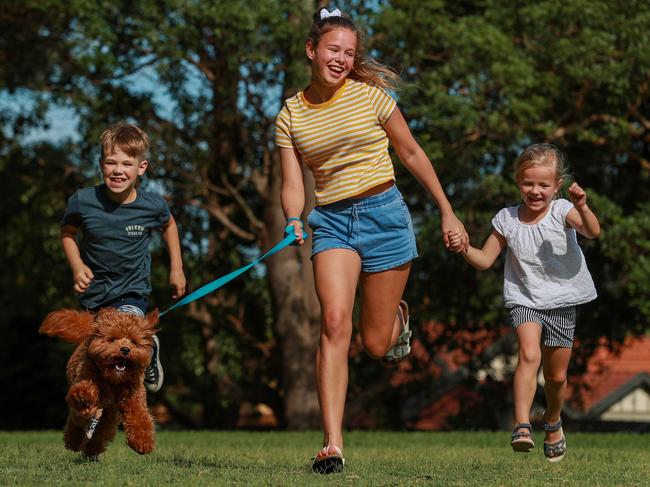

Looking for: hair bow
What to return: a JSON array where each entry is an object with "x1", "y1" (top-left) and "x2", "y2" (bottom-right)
[{"x1": 320, "y1": 8, "x2": 342, "y2": 19}]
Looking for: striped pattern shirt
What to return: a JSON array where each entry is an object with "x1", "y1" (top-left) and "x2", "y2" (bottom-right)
[{"x1": 275, "y1": 79, "x2": 397, "y2": 205}]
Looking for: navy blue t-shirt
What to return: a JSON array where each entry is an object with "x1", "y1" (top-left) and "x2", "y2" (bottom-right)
[{"x1": 61, "y1": 185, "x2": 170, "y2": 309}]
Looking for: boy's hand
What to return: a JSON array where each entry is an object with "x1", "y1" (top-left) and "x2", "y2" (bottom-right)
[
  {"x1": 447, "y1": 231, "x2": 465, "y2": 253},
  {"x1": 72, "y1": 265, "x2": 94, "y2": 294},
  {"x1": 169, "y1": 269, "x2": 186, "y2": 299},
  {"x1": 568, "y1": 182, "x2": 588, "y2": 209}
]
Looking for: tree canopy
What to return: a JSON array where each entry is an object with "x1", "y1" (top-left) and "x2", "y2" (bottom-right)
[{"x1": 1, "y1": 0, "x2": 648, "y2": 430}]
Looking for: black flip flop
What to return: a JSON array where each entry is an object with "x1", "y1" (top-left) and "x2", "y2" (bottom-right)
[{"x1": 311, "y1": 446, "x2": 345, "y2": 474}]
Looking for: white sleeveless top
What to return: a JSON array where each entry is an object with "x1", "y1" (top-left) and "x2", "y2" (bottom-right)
[{"x1": 492, "y1": 199, "x2": 597, "y2": 309}]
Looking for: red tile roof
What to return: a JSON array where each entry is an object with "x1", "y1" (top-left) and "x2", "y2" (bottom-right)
[{"x1": 568, "y1": 337, "x2": 650, "y2": 414}]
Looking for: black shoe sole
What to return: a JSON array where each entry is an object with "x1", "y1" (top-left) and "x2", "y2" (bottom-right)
[{"x1": 311, "y1": 456, "x2": 344, "y2": 474}]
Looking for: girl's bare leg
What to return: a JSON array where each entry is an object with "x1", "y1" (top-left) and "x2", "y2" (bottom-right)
[
  {"x1": 358, "y1": 263, "x2": 411, "y2": 358},
  {"x1": 541, "y1": 346, "x2": 572, "y2": 443},
  {"x1": 313, "y1": 249, "x2": 361, "y2": 455},
  {"x1": 513, "y1": 323, "x2": 542, "y2": 433}
]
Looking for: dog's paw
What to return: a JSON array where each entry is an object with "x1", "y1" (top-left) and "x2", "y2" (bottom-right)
[
  {"x1": 67, "y1": 387, "x2": 98, "y2": 418},
  {"x1": 127, "y1": 432, "x2": 154, "y2": 455}
]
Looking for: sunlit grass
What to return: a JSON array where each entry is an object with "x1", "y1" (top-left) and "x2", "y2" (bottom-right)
[{"x1": 1, "y1": 430, "x2": 648, "y2": 486}]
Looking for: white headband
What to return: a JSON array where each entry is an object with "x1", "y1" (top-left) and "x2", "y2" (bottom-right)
[{"x1": 319, "y1": 8, "x2": 342, "y2": 20}]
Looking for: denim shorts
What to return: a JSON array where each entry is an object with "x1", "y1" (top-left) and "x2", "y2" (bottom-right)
[
  {"x1": 307, "y1": 185, "x2": 418, "y2": 273},
  {"x1": 88, "y1": 293, "x2": 148, "y2": 317}
]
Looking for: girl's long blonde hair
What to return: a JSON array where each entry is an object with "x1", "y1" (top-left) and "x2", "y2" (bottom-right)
[{"x1": 307, "y1": 10, "x2": 403, "y2": 91}]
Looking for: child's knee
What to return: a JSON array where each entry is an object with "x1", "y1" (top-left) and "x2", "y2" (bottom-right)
[
  {"x1": 321, "y1": 311, "x2": 352, "y2": 344},
  {"x1": 543, "y1": 371, "x2": 567, "y2": 385},
  {"x1": 518, "y1": 346, "x2": 541, "y2": 366}
]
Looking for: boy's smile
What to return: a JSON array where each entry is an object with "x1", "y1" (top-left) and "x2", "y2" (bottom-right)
[{"x1": 100, "y1": 149, "x2": 148, "y2": 203}]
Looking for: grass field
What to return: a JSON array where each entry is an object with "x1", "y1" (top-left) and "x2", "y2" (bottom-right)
[{"x1": 1, "y1": 430, "x2": 649, "y2": 486}]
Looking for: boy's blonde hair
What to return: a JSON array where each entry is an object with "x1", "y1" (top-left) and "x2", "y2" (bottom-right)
[
  {"x1": 514, "y1": 143, "x2": 568, "y2": 183},
  {"x1": 100, "y1": 122, "x2": 149, "y2": 161}
]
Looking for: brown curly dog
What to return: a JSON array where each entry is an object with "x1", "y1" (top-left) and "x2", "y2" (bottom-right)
[{"x1": 40, "y1": 308, "x2": 158, "y2": 460}]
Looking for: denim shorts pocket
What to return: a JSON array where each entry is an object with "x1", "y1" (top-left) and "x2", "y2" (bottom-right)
[
  {"x1": 400, "y1": 201, "x2": 414, "y2": 230},
  {"x1": 307, "y1": 207, "x2": 319, "y2": 229},
  {"x1": 368, "y1": 198, "x2": 406, "y2": 230}
]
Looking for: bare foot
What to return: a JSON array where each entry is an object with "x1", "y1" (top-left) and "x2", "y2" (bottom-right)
[{"x1": 317, "y1": 445, "x2": 343, "y2": 459}]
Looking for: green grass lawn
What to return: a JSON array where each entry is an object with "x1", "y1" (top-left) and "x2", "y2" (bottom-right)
[{"x1": 0, "y1": 430, "x2": 648, "y2": 486}]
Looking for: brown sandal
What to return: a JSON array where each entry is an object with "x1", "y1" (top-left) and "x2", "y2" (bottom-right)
[
  {"x1": 511, "y1": 423, "x2": 535, "y2": 452},
  {"x1": 543, "y1": 418, "x2": 566, "y2": 462}
]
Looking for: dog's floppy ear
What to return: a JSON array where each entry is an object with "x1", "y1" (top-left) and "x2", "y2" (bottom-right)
[
  {"x1": 39, "y1": 309, "x2": 94, "y2": 344},
  {"x1": 146, "y1": 309, "x2": 160, "y2": 329}
]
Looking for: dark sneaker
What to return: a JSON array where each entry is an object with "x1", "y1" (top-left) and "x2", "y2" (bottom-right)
[{"x1": 144, "y1": 335, "x2": 164, "y2": 393}]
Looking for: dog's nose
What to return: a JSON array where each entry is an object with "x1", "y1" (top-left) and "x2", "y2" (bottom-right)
[{"x1": 120, "y1": 347, "x2": 130, "y2": 356}]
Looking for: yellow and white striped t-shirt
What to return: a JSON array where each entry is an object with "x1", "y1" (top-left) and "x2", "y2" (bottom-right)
[{"x1": 275, "y1": 79, "x2": 397, "y2": 206}]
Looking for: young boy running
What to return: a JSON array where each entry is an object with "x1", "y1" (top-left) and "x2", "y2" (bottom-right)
[{"x1": 60, "y1": 122, "x2": 186, "y2": 392}]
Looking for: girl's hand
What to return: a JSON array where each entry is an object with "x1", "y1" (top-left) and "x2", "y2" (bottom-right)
[
  {"x1": 442, "y1": 214, "x2": 468, "y2": 253},
  {"x1": 447, "y1": 231, "x2": 465, "y2": 253},
  {"x1": 286, "y1": 220, "x2": 305, "y2": 246},
  {"x1": 568, "y1": 182, "x2": 588, "y2": 209}
]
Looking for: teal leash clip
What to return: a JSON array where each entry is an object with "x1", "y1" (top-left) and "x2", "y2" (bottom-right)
[{"x1": 159, "y1": 225, "x2": 308, "y2": 317}]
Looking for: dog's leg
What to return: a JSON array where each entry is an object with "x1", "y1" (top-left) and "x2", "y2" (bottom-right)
[
  {"x1": 66, "y1": 380, "x2": 100, "y2": 419},
  {"x1": 63, "y1": 413, "x2": 88, "y2": 452},
  {"x1": 83, "y1": 407, "x2": 121, "y2": 459},
  {"x1": 120, "y1": 390, "x2": 155, "y2": 454}
]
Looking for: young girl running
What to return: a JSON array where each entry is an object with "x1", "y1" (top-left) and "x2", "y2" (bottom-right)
[
  {"x1": 449, "y1": 143, "x2": 600, "y2": 462},
  {"x1": 275, "y1": 7, "x2": 467, "y2": 473}
]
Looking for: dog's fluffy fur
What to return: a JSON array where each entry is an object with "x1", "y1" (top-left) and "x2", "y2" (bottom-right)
[{"x1": 40, "y1": 308, "x2": 158, "y2": 459}]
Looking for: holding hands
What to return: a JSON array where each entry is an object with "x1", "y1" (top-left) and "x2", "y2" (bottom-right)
[
  {"x1": 447, "y1": 230, "x2": 466, "y2": 253},
  {"x1": 443, "y1": 215, "x2": 468, "y2": 253}
]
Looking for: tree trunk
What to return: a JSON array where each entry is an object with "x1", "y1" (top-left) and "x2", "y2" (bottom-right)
[
  {"x1": 264, "y1": 161, "x2": 320, "y2": 429},
  {"x1": 261, "y1": 0, "x2": 324, "y2": 430}
]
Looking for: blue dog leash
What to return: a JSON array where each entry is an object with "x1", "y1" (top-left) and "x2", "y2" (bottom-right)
[{"x1": 159, "y1": 224, "x2": 308, "y2": 317}]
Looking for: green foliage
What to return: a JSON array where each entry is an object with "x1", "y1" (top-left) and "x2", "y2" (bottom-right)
[
  {"x1": 1, "y1": 0, "x2": 648, "y2": 429},
  {"x1": 374, "y1": 0, "x2": 649, "y2": 336}
]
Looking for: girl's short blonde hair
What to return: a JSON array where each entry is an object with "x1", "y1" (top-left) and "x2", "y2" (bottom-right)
[{"x1": 514, "y1": 143, "x2": 568, "y2": 182}]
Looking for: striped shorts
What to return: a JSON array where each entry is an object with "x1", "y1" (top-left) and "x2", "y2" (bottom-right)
[{"x1": 508, "y1": 306, "x2": 576, "y2": 348}]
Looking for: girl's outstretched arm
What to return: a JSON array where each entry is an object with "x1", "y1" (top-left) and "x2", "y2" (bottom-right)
[
  {"x1": 450, "y1": 229, "x2": 506, "y2": 271},
  {"x1": 566, "y1": 182, "x2": 600, "y2": 239},
  {"x1": 383, "y1": 106, "x2": 468, "y2": 251},
  {"x1": 279, "y1": 146, "x2": 306, "y2": 245}
]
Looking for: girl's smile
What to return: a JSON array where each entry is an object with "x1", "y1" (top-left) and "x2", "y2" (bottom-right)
[
  {"x1": 307, "y1": 27, "x2": 357, "y2": 90},
  {"x1": 517, "y1": 165, "x2": 561, "y2": 220}
]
